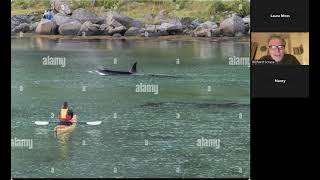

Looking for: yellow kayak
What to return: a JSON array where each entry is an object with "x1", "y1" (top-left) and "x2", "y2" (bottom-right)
[{"x1": 54, "y1": 114, "x2": 77, "y2": 137}]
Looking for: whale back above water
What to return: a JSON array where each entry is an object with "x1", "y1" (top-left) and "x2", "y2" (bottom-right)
[
  {"x1": 96, "y1": 62, "x2": 179, "y2": 78},
  {"x1": 98, "y1": 62, "x2": 137, "y2": 75}
]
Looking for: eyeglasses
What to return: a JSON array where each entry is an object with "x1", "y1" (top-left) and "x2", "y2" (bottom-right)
[{"x1": 268, "y1": 45, "x2": 285, "y2": 50}]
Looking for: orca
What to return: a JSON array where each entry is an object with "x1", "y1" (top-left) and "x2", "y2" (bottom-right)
[
  {"x1": 98, "y1": 62, "x2": 137, "y2": 75},
  {"x1": 96, "y1": 62, "x2": 180, "y2": 78}
]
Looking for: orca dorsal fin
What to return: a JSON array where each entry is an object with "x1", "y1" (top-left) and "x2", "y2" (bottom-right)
[{"x1": 130, "y1": 62, "x2": 137, "y2": 73}]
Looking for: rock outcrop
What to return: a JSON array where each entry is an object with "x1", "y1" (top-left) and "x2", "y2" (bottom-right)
[
  {"x1": 105, "y1": 11, "x2": 144, "y2": 28},
  {"x1": 71, "y1": 8, "x2": 104, "y2": 24},
  {"x1": 12, "y1": 23, "x2": 30, "y2": 33},
  {"x1": 35, "y1": 19, "x2": 57, "y2": 35},
  {"x1": 50, "y1": 0, "x2": 72, "y2": 15},
  {"x1": 219, "y1": 15, "x2": 246, "y2": 36},
  {"x1": 58, "y1": 21, "x2": 82, "y2": 35},
  {"x1": 52, "y1": 13, "x2": 75, "y2": 26},
  {"x1": 124, "y1": 27, "x2": 141, "y2": 36},
  {"x1": 78, "y1": 21, "x2": 101, "y2": 36},
  {"x1": 192, "y1": 21, "x2": 218, "y2": 37}
]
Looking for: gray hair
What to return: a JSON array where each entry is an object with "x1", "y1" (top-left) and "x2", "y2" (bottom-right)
[{"x1": 267, "y1": 35, "x2": 286, "y2": 46}]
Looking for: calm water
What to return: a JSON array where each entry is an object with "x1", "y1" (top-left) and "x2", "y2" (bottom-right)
[{"x1": 11, "y1": 37, "x2": 250, "y2": 178}]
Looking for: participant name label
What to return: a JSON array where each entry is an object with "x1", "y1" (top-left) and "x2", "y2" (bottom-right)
[{"x1": 270, "y1": 14, "x2": 291, "y2": 18}]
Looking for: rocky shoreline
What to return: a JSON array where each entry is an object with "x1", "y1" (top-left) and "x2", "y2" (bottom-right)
[
  {"x1": 12, "y1": 34, "x2": 249, "y2": 43},
  {"x1": 11, "y1": 0, "x2": 250, "y2": 39}
]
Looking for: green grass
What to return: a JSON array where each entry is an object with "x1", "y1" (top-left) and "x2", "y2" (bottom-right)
[
  {"x1": 116, "y1": 1, "x2": 213, "y2": 21},
  {"x1": 11, "y1": 0, "x2": 50, "y2": 15},
  {"x1": 115, "y1": 0, "x2": 250, "y2": 22},
  {"x1": 11, "y1": 8, "x2": 46, "y2": 15},
  {"x1": 11, "y1": 0, "x2": 250, "y2": 22}
]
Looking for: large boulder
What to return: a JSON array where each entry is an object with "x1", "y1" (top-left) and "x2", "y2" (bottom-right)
[
  {"x1": 124, "y1": 27, "x2": 141, "y2": 36},
  {"x1": 243, "y1": 15, "x2": 250, "y2": 33},
  {"x1": 11, "y1": 15, "x2": 35, "y2": 31},
  {"x1": 145, "y1": 24, "x2": 160, "y2": 32},
  {"x1": 158, "y1": 22, "x2": 183, "y2": 35},
  {"x1": 11, "y1": 15, "x2": 34, "y2": 26},
  {"x1": 78, "y1": 21, "x2": 101, "y2": 36},
  {"x1": 193, "y1": 26, "x2": 211, "y2": 37},
  {"x1": 180, "y1": 16, "x2": 193, "y2": 26},
  {"x1": 191, "y1": 18, "x2": 205, "y2": 28},
  {"x1": 35, "y1": 19, "x2": 57, "y2": 35},
  {"x1": 105, "y1": 11, "x2": 143, "y2": 28},
  {"x1": 71, "y1": 8, "x2": 104, "y2": 24},
  {"x1": 52, "y1": 13, "x2": 75, "y2": 26},
  {"x1": 58, "y1": 21, "x2": 82, "y2": 35},
  {"x1": 211, "y1": 28, "x2": 221, "y2": 37},
  {"x1": 108, "y1": 26, "x2": 127, "y2": 35},
  {"x1": 243, "y1": 15, "x2": 250, "y2": 24},
  {"x1": 99, "y1": 24, "x2": 109, "y2": 35},
  {"x1": 192, "y1": 21, "x2": 218, "y2": 37},
  {"x1": 220, "y1": 15, "x2": 246, "y2": 36},
  {"x1": 12, "y1": 23, "x2": 30, "y2": 33},
  {"x1": 129, "y1": 19, "x2": 144, "y2": 28},
  {"x1": 50, "y1": 0, "x2": 72, "y2": 15},
  {"x1": 106, "y1": 16, "x2": 123, "y2": 28},
  {"x1": 202, "y1": 21, "x2": 218, "y2": 29},
  {"x1": 179, "y1": 17, "x2": 194, "y2": 35},
  {"x1": 106, "y1": 15, "x2": 127, "y2": 35},
  {"x1": 167, "y1": 17, "x2": 182, "y2": 26},
  {"x1": 29, "y1": 22, "x2": 39, "y2": 32}
]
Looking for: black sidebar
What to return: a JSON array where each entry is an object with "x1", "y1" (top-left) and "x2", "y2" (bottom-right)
[{"x1": 251, "y1": 0, "x2": 310, "y2": 179}]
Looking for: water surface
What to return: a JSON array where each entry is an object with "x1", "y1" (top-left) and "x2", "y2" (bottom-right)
[{"x1": 11, "y1": 37, "x2": 250, "y2": 178}]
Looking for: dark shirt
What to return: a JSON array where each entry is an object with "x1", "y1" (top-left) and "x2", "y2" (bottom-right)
[
  {"x1": 68, "y1": 109, "x2": 73, "y2": 118},
  {"x1": 259, "y1": 54, "x2": 301, "y2": 65}
]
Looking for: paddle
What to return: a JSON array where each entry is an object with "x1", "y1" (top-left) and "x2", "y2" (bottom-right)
[{"x1": 34, "y1": 121, "x2": 102, "y2": 126}]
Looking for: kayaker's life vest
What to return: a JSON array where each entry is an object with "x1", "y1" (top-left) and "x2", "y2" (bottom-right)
[{"x1": 59, "y1": 108, "x2": 71, "y2": 121}]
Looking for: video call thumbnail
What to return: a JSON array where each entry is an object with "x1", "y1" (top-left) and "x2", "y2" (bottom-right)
[
  {"x1": 251, "y1": 32, "x2": 309, "y2": 65},
  {"x1": 251, "y1": 33, "x2": 309, "y2": 98}
]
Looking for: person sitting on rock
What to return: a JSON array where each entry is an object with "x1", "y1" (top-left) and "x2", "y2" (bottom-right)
[
  {"x1": 43, "y1": 10, "x2": 48, "y2": 19},
  {"x1": 47, "y1": 9, "x2": 53, "y2": 20}
]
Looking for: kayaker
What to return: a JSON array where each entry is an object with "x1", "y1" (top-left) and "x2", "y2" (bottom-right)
[{"x1": 58, "y1": 101, "x2": 74, "y2": 126}]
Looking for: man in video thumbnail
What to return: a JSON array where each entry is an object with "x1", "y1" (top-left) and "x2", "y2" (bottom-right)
[{"x1": 259, "y1": 35, "x2": 301, "y2": 65}]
